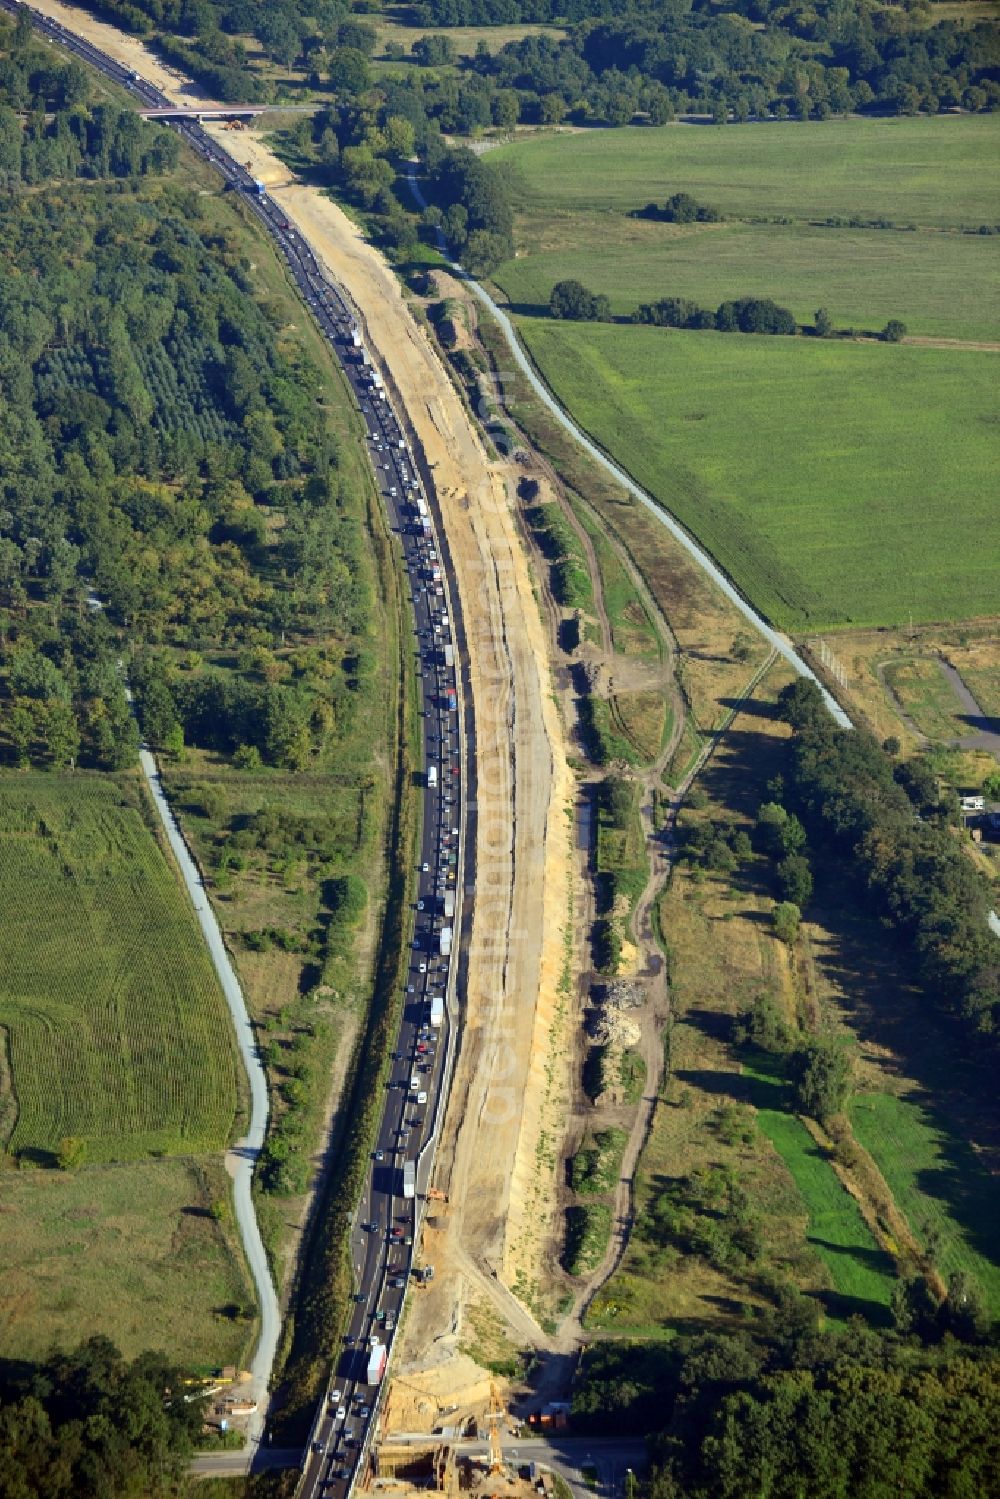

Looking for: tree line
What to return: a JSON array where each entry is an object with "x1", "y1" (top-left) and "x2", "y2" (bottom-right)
[
  {"x1": 775, "y1": 679, "x2": 999, "y2": 1046},
  {"x1": 549, "y1": 277, "x2": 908, "y2": 342}
]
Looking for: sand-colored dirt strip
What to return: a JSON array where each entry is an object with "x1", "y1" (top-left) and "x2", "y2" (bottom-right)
[{"x1": 197, "y1": 130, "x2": 574, "y2": 1363}]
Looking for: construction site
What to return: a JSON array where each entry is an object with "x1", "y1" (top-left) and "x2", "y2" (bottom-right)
[{"x1": 369, "y1": 1386, "x2": 555, "y2": 1499}]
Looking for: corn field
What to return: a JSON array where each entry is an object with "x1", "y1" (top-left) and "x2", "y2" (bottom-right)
[{"x1": 0, "y1": 777, "x2": 239, "y2": 1164}]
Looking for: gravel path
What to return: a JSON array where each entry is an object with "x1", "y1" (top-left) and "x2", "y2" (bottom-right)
[{"x1": 137, "y1": 746, "x2": 279, "y2": 1442}]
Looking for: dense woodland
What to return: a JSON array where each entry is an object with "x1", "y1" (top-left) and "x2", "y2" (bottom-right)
[
  {"x1": 0, "y1": 16, "x2": 374, "y2": 774},
  {"x1": 0, "y1": 1337, "x2": 205, "y2": 1498},
  {"x1": 577, "y1": 1328, "x2": 1000, "y2": 1498},
  {"x1": 72, "y1": 0, "x2": 1000, "y2": 121}
]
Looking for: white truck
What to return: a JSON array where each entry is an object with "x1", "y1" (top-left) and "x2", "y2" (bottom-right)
[
  {"x1": 427, "y1": 764, "x2": 437, "y2": 789},
  {"x1": 367, "y1": 1340, "x2": 387, "y2": 1385},
  {"x1": 443, "y1": 890, "x2": 455, "y2": 920},
  {"x1": 402, "y1": 1159, "x2": 415, "y2": 1200},
  {"x1": 444, "y1": 643, "x2": 454, "y2": 669},
  {"x1": 439, "y1": 925, "x2": 452, "y2": 957},
  {"x1": 429, "y1": 994, "x2": 444, "y2": 1028}
]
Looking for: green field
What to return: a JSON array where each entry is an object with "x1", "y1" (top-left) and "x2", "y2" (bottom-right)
[
  {"x1": 849, "y1": 1090, "x2": 1000, "y2": 1314},
  {"x1": 496, "y1": 221, "x2": 999, "y2": 343},
  {"x1": 0, "y1": 776, "x2": 239, "y2": 1164},
  {"x1": 0, "y1": 1156, "x2": 253, "y2": 1365},
  {"x1": 492, "y1": 116, "x2": 1000, "y2": 340},
  {"x1": 495, "y1": 116, "x2": 999, "y2": 227},
  {"x1": 516, "y1": 320, "x2": 999, "y2": 630},
  {"x1": 745, "y1": 1059, "x2": 895, "y2": 1314}
]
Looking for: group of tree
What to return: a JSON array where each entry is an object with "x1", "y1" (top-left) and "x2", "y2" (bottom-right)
[
  {"x1": 66, "y1": 0, "x2": 1000, "y2": 124},
  {"x1": 547, "y1": 279, "x2": 911, "y2": 340},
  {"x1": 637, "y1": 293, "x2": 798, "y2": 335},
  {"x1": 573, "y1": 1325, "x2": 999, "y2": 1497},
  {"x1": 638, "y1": 192, "x2": 721, "y2": 224},
  {"x1": 0, "y1": 1335, "x2": 206, "y2": 1497},
  {"x1": 548, "y1": 278, "x2": 610, "y2": 322},
  {"x1": 0, "y1": 16, "x2": 178, "y2": 183},
  {"x1": 0, "y1": 132, "x2": 372, "y2": 772},
  {"x1": 775, "y1": 678, "x2": 999, "y2": 1046},
  {"x1": 421, "y1": 137, "x2": 515, "y2": 273}
]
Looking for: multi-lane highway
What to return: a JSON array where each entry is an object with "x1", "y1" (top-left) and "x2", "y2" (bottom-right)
[{"x1": 0, "y1": 6, "x2": 467, "y2": 1493}]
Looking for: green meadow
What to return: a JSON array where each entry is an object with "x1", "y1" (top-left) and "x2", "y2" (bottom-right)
[
  {"x1": 492, "y1": 115, "x2": 1000, "y2": 340},
  {"x1": 516, "y1": 320, "x2": 999, "y2": 630}
]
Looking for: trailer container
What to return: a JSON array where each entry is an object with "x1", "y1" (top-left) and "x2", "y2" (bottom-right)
[
  {"x1": 367, "y1": 1341, "x2": 387, "y2": 1385},
  {"x1": 402, "y1": 1159, "x2": 415, "y2": 1200},
  {"x1": 444, "y1": 644, "x2": 454, "y2": 669},
  {"x1": 443, "y1": 891, "x2": 455, "y2": 920},
  {"x1": 430, "y1": 995, "x2": 444, "y2": 1028},
  {"x1": 439, "y1": 925, "x2": 452, "y2": 957}
]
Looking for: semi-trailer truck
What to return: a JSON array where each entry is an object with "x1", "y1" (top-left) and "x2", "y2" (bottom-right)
[
  {"x1": 439, "y1": 925, "x2": 452, "y2": 957},
  {"x1": 402, "y1": 1159, "x2": 415, "y2": 1200},
  {"x1": 443, "y1": 890, "x2": 455, "y2": 920},
  {"x1": 444, "y1": 644, "x2": 454, "y2": 669},
  {"x1": 430, "y1": 995, "x2": 444, "y2": 1028},
  {"x1": 367, "y1": 1340, "x2": 387, "y2": 1385}
]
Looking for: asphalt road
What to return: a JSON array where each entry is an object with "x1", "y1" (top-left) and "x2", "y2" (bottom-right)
[
  {"x1": 191, "y1": 1435, "x2": 649, "y2": 1499},
  {"x1": 0, "y1": 5, "x2": 467, "y2": 1489}
]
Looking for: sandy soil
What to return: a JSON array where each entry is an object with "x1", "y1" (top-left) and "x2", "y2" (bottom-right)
[
  {"x1": 193, "y1": 128, "x2": 574, "y2": 1379},
  {"x1": 29, "y1": 0, "x2": 207, "y2": 100}
]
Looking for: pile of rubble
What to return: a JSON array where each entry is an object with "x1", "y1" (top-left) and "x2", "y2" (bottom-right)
[{"x1": 588, "y1": 981, "x2": 644, "y2": 1102}]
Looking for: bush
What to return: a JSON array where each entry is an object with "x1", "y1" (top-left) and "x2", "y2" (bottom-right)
[{"x1": 789, "y1": 1036, "x2": 853, "y2": 1123}]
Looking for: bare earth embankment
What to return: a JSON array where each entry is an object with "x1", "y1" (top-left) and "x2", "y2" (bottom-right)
[{"x1": 203, "y1": 133, "x2": 575, "y2": 1387}]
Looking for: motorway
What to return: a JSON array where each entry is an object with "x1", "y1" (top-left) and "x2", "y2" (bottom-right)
[{"x1": 0, "y1": 5, "x2": 467, "y2": 1494}]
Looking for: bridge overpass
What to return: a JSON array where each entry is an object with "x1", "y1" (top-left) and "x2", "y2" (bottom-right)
[{"x1": 136, "y1": 104, "x2": 268, "y2": 119}]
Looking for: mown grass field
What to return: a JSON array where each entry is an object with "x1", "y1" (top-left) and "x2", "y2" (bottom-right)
[
  {"x1": 492, "y1": 116, "x2": 1000, "y2": 341},
  {"x1": 494, "y1": 115, "x2": 999, "y2": 225},
  {"x1": 495, "y1": 219, "x2": 999, "y2": 343},
  {"x1": 517, "y1": 321, "x2": 999, "y2": 630},
  {"x1": 0, "y1": 1156, "x2": 253, "y2": 1365},
  {"x1": 0, "y1": 776, "x2": 239, "y2": 1164},
  {"x1": 849, "y1": 1090, "x2": 1000, "y2": 1314}
]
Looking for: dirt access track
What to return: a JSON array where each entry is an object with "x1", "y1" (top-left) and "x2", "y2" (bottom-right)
[{"x1": 28, "y1": 0, "x2": 576, "y2": 1385}]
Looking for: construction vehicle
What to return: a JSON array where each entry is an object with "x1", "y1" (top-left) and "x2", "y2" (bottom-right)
[
  {"x1": 426, "y1": 1187, "x2": 448, "y2": 1203},
  {"x1": 486, "y1": 1382, "x2": 506, "y2": 1475}
]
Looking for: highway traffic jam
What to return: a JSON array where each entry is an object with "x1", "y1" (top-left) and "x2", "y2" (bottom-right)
[{"x1": 0, "y1": 6, "x2": 465, "y2": 1494}]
